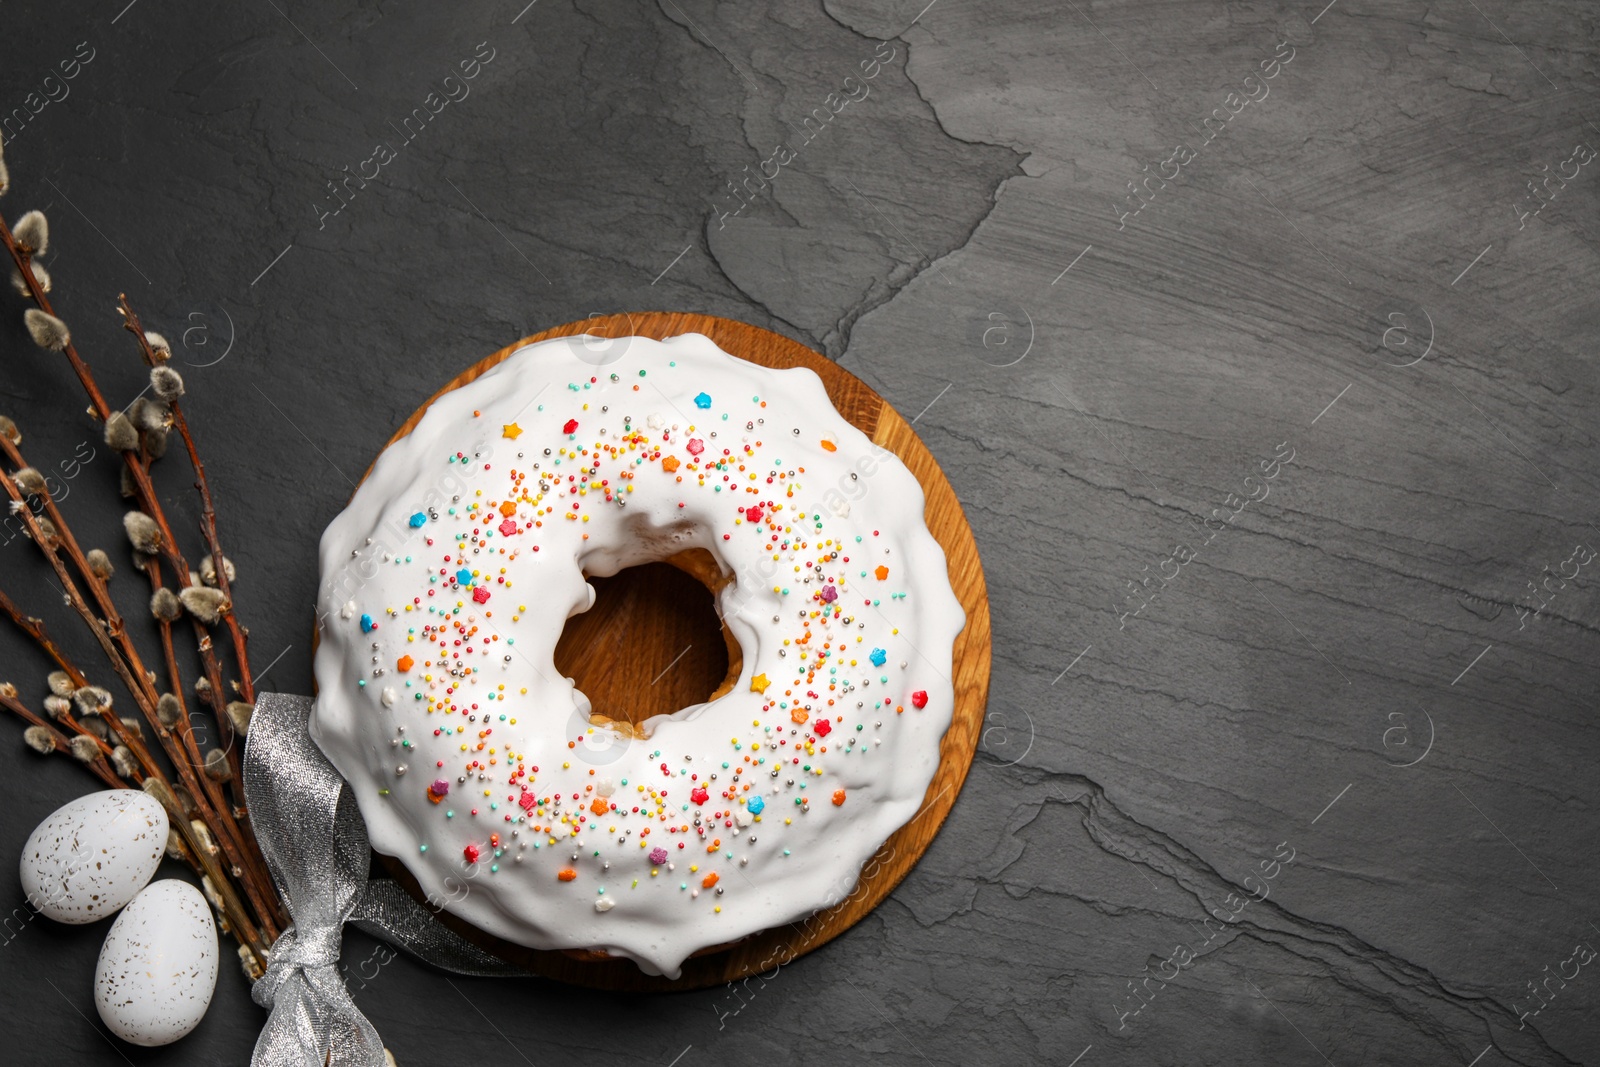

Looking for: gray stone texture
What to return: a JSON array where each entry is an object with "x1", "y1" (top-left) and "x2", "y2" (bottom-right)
[{"x1": 0, "y1": 0, "x2": 1596, "y2": 1064}]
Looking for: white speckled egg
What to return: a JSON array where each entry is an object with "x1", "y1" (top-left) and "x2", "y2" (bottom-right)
[
  {"x1": 94, "y1": 879, "x2": 218, "y2": 1046},
  {"x1": 19, "y1": 789, "x2": 168, "y2": 924}
]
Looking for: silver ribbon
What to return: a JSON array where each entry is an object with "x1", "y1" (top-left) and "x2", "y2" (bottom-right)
[{"x1": 244, "y1": 692, "x2": 527, "y2": 1067}]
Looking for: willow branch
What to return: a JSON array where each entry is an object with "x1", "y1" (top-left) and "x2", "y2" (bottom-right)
[
  {"x1": 145, "y1": 562, "x2": 281, "y2": 939},
  {"x1": 0, "y1": 469, "x2": 279, "y2": 936},
  {"x1": 0, "y1": 587, "x2": 88, "y2": 687},
  {"x1": 118, "y1": 296, "x2": 255, "y2": 705},
  {"x1": 0, "y1": 436, "x2": 160, "y2": 708},
  {"x1": 0, "y1": 688, "x2": 124, "y2": 789},
  {"x1": 0, "y1": 221, "x2": 230, "y2": 702},
  {"x1": 1, "y1": 203, "x2": 283, "y2": 961},
  {"x1": 0, "y1": 471, "x2": 161, "y2": 774}
]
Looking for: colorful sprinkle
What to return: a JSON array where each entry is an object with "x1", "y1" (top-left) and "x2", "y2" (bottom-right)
[{"x1": 341, "y1": 349, "x2": 945, "y2": 926}]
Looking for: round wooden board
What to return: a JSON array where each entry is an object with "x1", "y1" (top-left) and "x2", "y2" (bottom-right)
[{"x1": 359, "y1": 312, "x2": 991, "y2": 991}]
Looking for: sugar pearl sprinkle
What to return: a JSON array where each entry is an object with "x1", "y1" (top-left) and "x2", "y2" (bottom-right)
[{"x1": 328, "y1": 340, "x2": 944, "y2": 945}]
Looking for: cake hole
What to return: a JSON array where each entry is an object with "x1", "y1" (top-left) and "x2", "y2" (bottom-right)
[{"x1": 553, "y1": 555, "x2": 732, "y2": 730}]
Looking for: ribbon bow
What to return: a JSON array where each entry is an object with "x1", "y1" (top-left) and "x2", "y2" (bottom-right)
[{"x1": 244, "y1": 693, "x2": 526, "y2": 1066}]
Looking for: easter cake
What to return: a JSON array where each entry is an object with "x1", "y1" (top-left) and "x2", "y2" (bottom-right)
[{"x1": 310, "y1": 332, "x2": 965, "y2": 977}]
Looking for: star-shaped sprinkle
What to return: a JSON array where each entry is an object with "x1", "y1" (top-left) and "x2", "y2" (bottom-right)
[
  {"x1": 750, "y1": 673, "x2": 770, "y2": 694},
  {"x1": 502, "y1": 423, "x2": 523, "y2": 440}
]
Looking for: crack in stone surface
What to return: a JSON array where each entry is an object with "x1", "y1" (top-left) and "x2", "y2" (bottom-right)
[
  {"x1": 663, "y1": 0, "x2": 1022, "y2": 357},
  {"x1": 954, "y1": 763, "x2": 1581, "y2": 1064}
]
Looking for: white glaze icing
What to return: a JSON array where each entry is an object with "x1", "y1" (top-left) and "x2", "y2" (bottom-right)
[{"x1": 311, "y1": 333, "x2": 964, "y2": 977}]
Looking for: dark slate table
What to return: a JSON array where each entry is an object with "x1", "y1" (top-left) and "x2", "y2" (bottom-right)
[{"x1": 0, "y1": 1, "x2": 1595, "y2": 1064}]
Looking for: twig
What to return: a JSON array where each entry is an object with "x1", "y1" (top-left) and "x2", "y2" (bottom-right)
[
  {"x1": 118, "y1": 296, "x2": 256, "y2": 705},
  {"x1": 0, "y1": 434, "x2": 158, "y2": 707},
  {"x1": 0, "y1": 688, "x2": 124, "y2": 789},
  {"x1": 144, "y1": 561, "x2": 282, "y2": 938},
  {"x1": 0, "y1": 469, "x2": 161, "y2": 773},
  {"x1": 0, "y1": 405, "x2": 281, "y2": 944},
  {"x1": 0, "y1": 221, "x2": 237, "y2": 727},
  {"x1": 0, "y1": 180, "x2": 284, "y2": 970},
  {"x1": 0, "y1": 588, "x2": 88, "y2": 687},
  {"x1": 116, "y1": 297, "x2": 272, "y2": 912}
]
